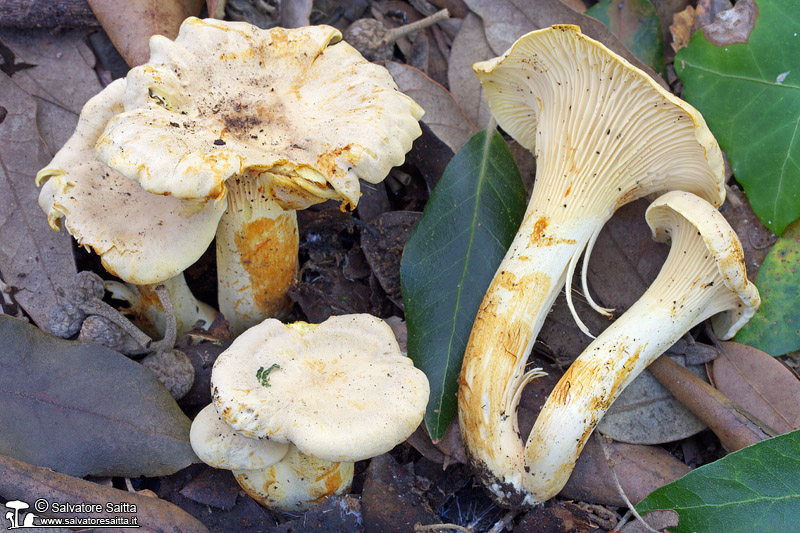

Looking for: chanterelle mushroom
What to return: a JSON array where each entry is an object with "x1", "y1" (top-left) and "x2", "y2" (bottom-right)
[
  {"x1": 525, "y1": 190, "x2": 759, "y2": 504},
  {"x1": 36, "y1": 80, "x2": 220, "y2": 339},
  {"x1": 458, "y1": 25, "x2": 725, "y2": 506},
  {"x1": 191, "y1": 404, "x2": 351, "y2": 512},
  {"x1": 93, "y1": 18, "x2": 424, "y2": 333},
  {"x1": 211, "y1": 314, "x2": 430, "y2": 461}
]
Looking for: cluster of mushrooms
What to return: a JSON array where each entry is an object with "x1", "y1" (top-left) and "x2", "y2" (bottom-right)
[
  {"x1": 36, "y1": 18, "x2": 430, "y2": 511},
  {"x1": 35, "y1": 15, "x2": 761, "y2": 514},
  {"x1": 457, "y1": 25, "x2": 760, "y2": 508}
]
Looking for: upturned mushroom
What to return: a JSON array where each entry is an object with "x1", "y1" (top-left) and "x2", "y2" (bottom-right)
[
  {"x1": 524, "y1": 190, "x2": 759, "y2": 504},
  {"x1": 457, "y1": 25, "x2": 726, "y2": 506},
  {"x1": 200, "y1": 313, "x2": 429, "y2": 510},
  {"x1": 37, "y1": 80, "x2": 221, "y2": 338},
  {"x1": 92, "y1": 18, "x2": 423, "y2": 334}
]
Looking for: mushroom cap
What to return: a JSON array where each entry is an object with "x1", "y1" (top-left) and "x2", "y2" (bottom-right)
[
  {"x1": 36, "y1": 79, "x2": 226, "y2": 284},
  {"x1": 646, "y1": 191, "x2": 760, "y2": 339},
  {"x1": 211, "y1": 314, "x2": 430, "y2": 462},
  {"x1": 473, "y1": 25, "x2": 725, "y2": 214},
  {"x1": 190, "y1": 404, "x2": 289, "y2": 470},
  {"x1": 95, "y1": 18, "x2": 424, "y2": 209},
  {"x1": 233, "y1": 444, "x2": 353, "y2": 512}
]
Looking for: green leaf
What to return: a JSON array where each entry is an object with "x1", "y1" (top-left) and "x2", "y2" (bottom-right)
[
  {"x1": 0, "y1": 315, "x2": 197, "y2": 477},
  {"x1": 675, "y1": 0, "x2": 800, "y2": 235},
  {"x1": 401, "y1": 129, "x2": 526, "y2": 439},
  {"x1": 734, "y1": 220, "x2": 800, "y2": 355},
  {"x1": 636, "y1": 429, "x2": 800, "y2": 532},
  {"x1": 585, "y1": 0, "x2": 665, "y2": 78}
]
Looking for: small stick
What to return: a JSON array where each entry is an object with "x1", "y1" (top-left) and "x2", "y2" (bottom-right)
[{"x1": 381, "y1": 9, "x2": 449, "y2": 46}]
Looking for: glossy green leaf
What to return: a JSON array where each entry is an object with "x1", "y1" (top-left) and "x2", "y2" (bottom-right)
[
  {"x1": 675, "y1": 0, "x2": 800, "y2": 235},
  {"x1": 735, "y1": 220, "x2": 800, "y2": 356},
  {"x1": 0, "y1": 315, "x2": 197, "y2": 477},
  {"x1": 636, "y1": 429, "x2": 800, "y2": 532},
  {"x1": 586, "y1": 0, "x2": 665, "y2": 78},
  {"x1": 401, "y1": 130, "x2": 526, "y2": 439}
]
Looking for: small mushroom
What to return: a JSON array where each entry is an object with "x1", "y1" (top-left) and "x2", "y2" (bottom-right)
[
  {"x1": 36, "y1": 80, "x2": 221, "y2": 340},
  {"x1": 457, "y1": 25, "x2": 726, "y2": 506},
  {"x1": 93, "y1": 18, "x2": 424, "y2": 334},
  {"x1": 525, "y1": 191, "x2": 759, "y2": 504},
  {"x1": 211, "y1": 314, "x2": 430, "y2": 461},
  {"x1": 189, "y1": 404, "x2": 350, "y2": 512}
]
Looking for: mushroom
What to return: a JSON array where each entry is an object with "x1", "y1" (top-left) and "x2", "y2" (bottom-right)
[
  {"x1": 200, "y1": 313, "x2": 429, "y2": 511},
  {"x1": 36, "y1": 79, "x2": 222, "y2": 340},
  {"x1": 457, "y1": 25, "x2": 726, "y2": 506},
  {"x1": 524, "y1": 190, "x2": 759, "y2": 504},
  {"x1": 93, "y1": 18, "x2": 424, "y2": 334},
  {"x1": 190, "y1": 404, "x2": 351, "y2": 512}
]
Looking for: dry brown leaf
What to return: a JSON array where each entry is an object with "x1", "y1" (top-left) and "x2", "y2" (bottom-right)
[
  {"x1": 0, "y1": 453, "x2": 209, "y2": 532},
  {"x1": 713, "y1": 342, "x2": 800, "y2": 435},
  {"x1": 702, "y1": 0, "x2": 757, "y2": 46},
  {"x1": 670, "y1": 5, "x2": 697, "y2": 52},
  {"x1": 446, "y1": 13, "x2": 493, "y2": 128},
  {"x1": 621, "y1": 510, "x2": 680, "y2": 533},
  {"x1": 598, "y1": 356, "x2": 708, "y2": 445},
  {"x1": 0, "y1": 29, "x2": 103, "y2": 153},
  {"x1": 560, "y1": 434, "x2": 691, "y2": 506},
  {"x1": 649, "y1": 354, "x2": 771, "y2": 451},
  {"x1": 87, "y1": 0, "x2": 205, "y2": 67},
  {"x1": 464, "y1": 0, "x2": 668, "y2": 87},
  {"x1": 651, "y1": 0, "x2": 692, "y2": 51},
  {"x1": 0, "y1": 73, "x2": 76, "y2": 329},
  {"x1": 386, "y1": 61, "x2": 476, "y2": 153}
]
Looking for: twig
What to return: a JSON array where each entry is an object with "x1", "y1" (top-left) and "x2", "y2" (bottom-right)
[
  {"x1": 381, "y1": 9, "x2": 449, "y2": 46},
  {"x1": 414, "y1": 523, "x2": 472, "y2": 533},
  {"x1": 597, "y1": 435, "x2": 660, "y2": 533},
  {"x1": 487, "y1": 509, "x2": 520, "y2": 533}
]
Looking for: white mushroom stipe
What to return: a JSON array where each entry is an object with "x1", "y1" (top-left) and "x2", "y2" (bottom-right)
[
  {"x1": 524, "y1": 191, "x2": 759, "y2": 505},
  {"x1": 457, "y1": 25, "x2": 726, "y2": 507}
]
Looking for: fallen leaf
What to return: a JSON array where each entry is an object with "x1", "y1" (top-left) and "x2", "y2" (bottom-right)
[
  {"x1": 179, "y1": 466, "x2": 240, "y2": 510},
  {"x1": 0, "y1": 73, "x2": 76, "y2": 329},
  {"x1": 385, "y1": 61, "x2": 477, "y2": 153},
  {"x1": 0, "y1": 453, "x2": 209, "y2": 532},
  {"x1": 0, "y1": 0, "x2": 99, "y2": 28},
  {"x1": 446, "y1": 13, "x2": 493, "y2": 129},
  {"x1": 713, "y1": 342, "x2": 800, "y2": 435},
  {"x1": 648, "y1": 354, "x2": 771, "y2": 452},
  {"x1": 637, "y1": 430, "x2": 800, "y2": 533},
  {"x1": 274, "y1": 494, "x2": 363, "y2": 533},
  {"x1": 402, "y1": 130, "x2": 526, "y2": 439},
  {"x1": 361, "y1": 454, "x2": 439, "y2": 530},
  {"x1": 670, "y1": 5, "x2": 697, "y2": 52},
  {"x1": 586, "y1": 0, "x2": 666, "y2": 77},
  {"x1": 404, "y1": 121, "x2": 455, "y2": 191},
  {"x1": 87, "y1": 0, "x2": 205, "y2": 66},
  {"x1": 561, "y1": 434, "x2": 692, "y2": 506},
  {"x1": 597, "y1": 356, "x2": 708, "y2": 445},
  {"x1": 702, "y1": 0, "x2": 757, "y2": 46},
  {"x1": 621, "y1": 510, "x2": 680, "y2": 533},
  {"x1": 280, "y1": 0, "x2": 312, "y2": 27},
  {"x1": 464, "y1": 0, "x2": 668, "y2": 86},
  {"x1": 676, "y1": 0, "x2": 800, "y2": 235},
  {"x1": 0, "y1": 315, "x2": 197, "y2": 477},
  {"x1": 734, "y1": 219, "x2": 800, "y2": 356},
  {"x1": 516, "y1": 502, "x2": 606, "y2": 533},
  {"x1": 0, "y1": 29, "x2": 102, "y2": 153},
  {"x1": 587, "y1": 199, "x2": 668, "y2": 314},
  {"x1": 361, "y1": 211, "x2": 420, "y2": 309}
]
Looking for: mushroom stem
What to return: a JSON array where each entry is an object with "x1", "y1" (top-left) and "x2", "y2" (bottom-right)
[
  {"x1": 522, "y1": 192, "x2": 759, "y2": 505},
  {"x1": 457, "y1": 212, "x2": 600, "y2": 506},
  {"x1": 233, "y1": 444, "x2": 354, "y2": 512},
  {"x1": 216, "y1": 173, "x2": 298, "y2": 335},
  {"x1": 105, "y1": 273, "x2": 218, "y2": 339}
]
